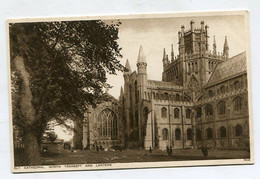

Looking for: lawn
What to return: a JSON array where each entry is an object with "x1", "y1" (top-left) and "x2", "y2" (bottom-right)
[{"x1": 14, "y1": 148, "x2": 250, "y2": 166}]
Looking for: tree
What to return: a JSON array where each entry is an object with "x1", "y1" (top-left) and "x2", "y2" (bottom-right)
[{"x1": 10, "y1": 20, "x2": 124, "y2": 165}]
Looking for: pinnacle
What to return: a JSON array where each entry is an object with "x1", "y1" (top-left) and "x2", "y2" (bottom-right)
[
  {"x1": 137, "y1": 45, "x2": 146, "y2": 64},
  {"x1": 124, "y1": 59, "x2": 131, "y2": 74}
]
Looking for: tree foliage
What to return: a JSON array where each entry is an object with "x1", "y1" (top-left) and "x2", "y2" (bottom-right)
[{"x1": 10, "y1": 20, "x2": 124, "y2": 144}]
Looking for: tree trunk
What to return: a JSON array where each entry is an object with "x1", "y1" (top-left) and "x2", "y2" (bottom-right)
[
  {"x1": 14, "y1": 56, "x2": 41, "y2": 165},
  {"x1": 24, "y1": 130, "x2": 41, "y2": 165}
]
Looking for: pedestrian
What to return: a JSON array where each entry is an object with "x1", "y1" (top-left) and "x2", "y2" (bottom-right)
[{"x1": 149, "y1": 147, "x2": 152, "y2": 155}]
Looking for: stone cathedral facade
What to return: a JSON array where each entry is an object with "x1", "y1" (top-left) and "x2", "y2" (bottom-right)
[{"x1": 74, "y1": 20, "x2": 249, "y2": 151}]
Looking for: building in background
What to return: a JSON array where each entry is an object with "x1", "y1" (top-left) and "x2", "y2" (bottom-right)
[
  {"x1": 121, "y1": 20, "x2": 249, "y2": 150},
  {"x1": 74, "y1": 20, "x2": 249, "y2": 151}
]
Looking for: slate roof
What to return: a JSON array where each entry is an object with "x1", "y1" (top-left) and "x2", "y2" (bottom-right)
[{"x1": 207, "y1": 52, "x2": 247, "y2": 86}]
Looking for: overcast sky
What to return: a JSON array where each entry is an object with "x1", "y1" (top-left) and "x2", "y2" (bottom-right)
[{"x1": 105, "y1": 14, "x2": 247, "y2": 99}]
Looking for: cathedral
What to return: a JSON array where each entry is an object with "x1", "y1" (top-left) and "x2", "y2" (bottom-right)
[{"x1": 74, "y1": 20, "x2": 249, "y2": 151}]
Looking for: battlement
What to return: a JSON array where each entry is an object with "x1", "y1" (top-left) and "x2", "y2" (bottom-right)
[{"x1": 147, "y1": 80, "x2": 183, "y2": 89}]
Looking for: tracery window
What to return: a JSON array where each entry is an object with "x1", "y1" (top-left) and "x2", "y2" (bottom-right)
[
  {"x1": 217, "y1": 101, "x2": 226, "y2": 115},
  {"x1": 233, "y1": 97, "x2": 242, "y2": 112},
  {"x1": 98, "y1": 108, "x2": 118, "y2": 138},
  {"x1": 205, "y1": 104, "x2": 213, "y2": 116}
]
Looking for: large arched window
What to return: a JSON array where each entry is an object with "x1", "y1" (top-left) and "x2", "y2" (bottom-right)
[
  {"x1": 196, "y1": 129, "x2": 202, "y2": 141},
  {"x1": 206, "y1": 128, "x2": 213, "y2": 139},
  {"x1": 235, "y1": 124, "x2": 243, "y2": 137},
  {"x1": 174, "y1": 108, "x2": 180, "y2": 118},
  {"x1": 98, "y1": 108, "x2": 118, "y2": 138},
  {"x1": 187, "y1": 128, "x2": 192, "y2": 140},
  {"x1": 233, "y1": 97, "x2": 242, "y2": 112},
  {"x1": 162, "y1": 128, "x2": 168, "y2": 140},
  {"x1": 175, "y1": 128, "x2": 181, "y2": 140},
  {"x1": 205, "y1": 104, "x2": 213, "y2": 116},
  {"x1": 161, "y1": 107, "x2": 167, "y2": 118},
  {"x1": 186, "y1": 109, "x2": 191, "y2": 119},
  {"x1": 220, "y1": 126, "x2": 226, "y2": 138},
  {"x1": 217, "y1": 101, "x2": 226, "y2": 115},
  {"x1": 196, "y1": 107, "x2": 202, "y2": 118}
]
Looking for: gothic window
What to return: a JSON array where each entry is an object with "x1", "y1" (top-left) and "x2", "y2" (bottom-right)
[
  {"x1": 162, "y1": 128, "x2": 168, "y2": 140},
  {"x1": 186, "y1": 109, "x2": 191, "y2": 118},
  {"x1": 187, "y1": 128, "x2": 192, "y2": 140},
  {"x1": 175, "y1": 128, "x2": 181, "y2": 140},
  {"x1": 233, "y1": 97, "x2": 242, "y2": 112},
  {"x1": 174, "y1": 108, "x2": 180, "y2": 118},
  {"x1": 206, "y1": 128, "x2": 213, "y2": 139},
  {"x1": 176, "y1": 94, "x2": 180, "y2": 101},
  {"x1": 153, "y1": 92, "x2": 155, "y2": 99},
  {"x1": 234, "y1": 81, "x2": 240, "y2": 90},
  {"x1": 217, "y1": 101, "x2": 226, "y2": 115},
  {"x1": 196, "y1": 107, "x2": 202, "y2": 118},
  {"x1": 208, "y1": 61, "x2": 211, "y2": 70},
  {"x1": 220, "y1": 85, "x2": 225, "y2": 94},
  {"x1": 188, "y1": 63, "x2": 191, "y2": 72},
  {"x1": 98, "y1": 108, "x2": 117, "y2": 138},
  {"x1": 195, "y1": 62, "x2": 198, "y2": 71},
  {"x1": 205, "y1": 104, "x2": 213, "y2": 116},
  {"x1": 208, "y1": 90, "x2": 213, "y2": 98},
  {"x1": 235, "y1": 124, "x2": 243, "y2": 137},
  {"x1": 196, "y1": 129, "x2": 202, "y2": 140},
  {"x1": 219, "y1": 126, "x2": 226, "y2": 138},
  {"x1": 164, "y1": 92, "x2": 169, "y2": 100},
  {"x1": 161, "y1": 107, "x2": 167, "y2": 118}
]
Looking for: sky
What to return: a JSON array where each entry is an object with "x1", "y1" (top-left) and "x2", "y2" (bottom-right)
[
  {"x1": 56, "y1": 14, "x2": 247, "y2": 141},
  {"x1": 105, "y1": 14, "x2": 247, "y2": 99}
]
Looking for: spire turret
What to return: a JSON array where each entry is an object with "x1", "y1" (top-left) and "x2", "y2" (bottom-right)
[
  {"x1": 223, "y1": 36, "x2": 229, "y2": 59},
  {"x1": 123, "y1": 59, "x2": 132, "y2": 76},
  {"x1": 213, "y1": 35, "x2": 217, "y2": 55},
  {"x1": 137, "y1": 45, "x2": 146, "y2": 64},
  {"x1": 171, "y1": 44, "x2": 174, "y2": 61},
  {"x1": 136, "y1": 45, "x2": 147, "y2": 75}
]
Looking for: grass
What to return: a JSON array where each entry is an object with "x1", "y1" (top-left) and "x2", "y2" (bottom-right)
[{"x1": 14, "y1": 148, "x2": 250, "y2": 166}]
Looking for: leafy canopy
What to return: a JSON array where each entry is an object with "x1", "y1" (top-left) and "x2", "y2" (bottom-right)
[{"x1": 10, "y1": 20, "x2": 124, "y2": 135}]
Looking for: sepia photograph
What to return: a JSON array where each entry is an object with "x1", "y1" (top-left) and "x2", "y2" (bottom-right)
[{"x1": 8, "y1": 10, "x2": 253, "y2": 173}]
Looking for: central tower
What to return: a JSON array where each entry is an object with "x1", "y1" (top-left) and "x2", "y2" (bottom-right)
[{"x1": 162, "y1": 21, "x2": 229, "y2": 95}]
